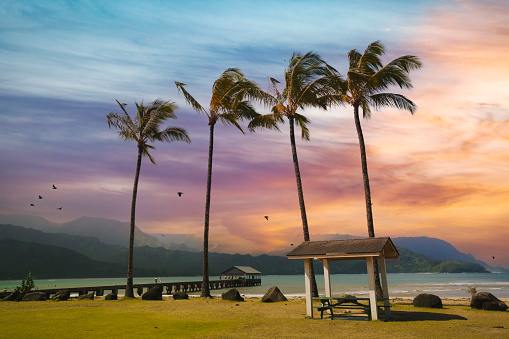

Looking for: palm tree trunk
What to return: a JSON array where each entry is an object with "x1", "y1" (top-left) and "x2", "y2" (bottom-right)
[
  {"x1": 353, "y1": 106, "x2": 374, "y2": 237},
  {"x1": 289, "y1": 116, "x2": 319, "y2": 298},
  {"x1": 201, "y1": 123, "x2": 215, "y2": 298},
  {"x1": 353, "y1": 105, "x2": 383, "y2": 298},
  {"x1": 126, "y1": 146, "x2": 143, "y2": 298}
]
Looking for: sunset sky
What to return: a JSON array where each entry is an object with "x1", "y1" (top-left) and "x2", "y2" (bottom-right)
[{"x1": 1, "y1": 0, "x2": 508, "y2": 268}]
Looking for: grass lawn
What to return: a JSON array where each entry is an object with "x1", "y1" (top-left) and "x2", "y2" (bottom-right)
[{"x1": 1, "y1": 298, "x2": 508, "y2": 338}]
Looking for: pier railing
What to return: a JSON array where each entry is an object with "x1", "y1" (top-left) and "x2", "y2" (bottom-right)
[{"x1": 35, "y1": 278, "x2": 261, "y2": 299}]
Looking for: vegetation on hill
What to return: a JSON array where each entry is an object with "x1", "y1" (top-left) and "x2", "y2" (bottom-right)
[
  {"x1": 0, "y1": 234, "x2": 487, "y2": 280},
  {"x1": 0, "y1": 239, "x2": 133, "y2": 280}
]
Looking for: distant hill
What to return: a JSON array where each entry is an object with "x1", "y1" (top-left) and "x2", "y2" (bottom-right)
[
  {"x1": 0, "y1": 224, "x2": 488, "y2": 279},
  {"x1": 0, "y1": 239, "x2": 132, "y2": 280},
  {"x1": 0, "y1": 214, "x2": 197, "y2": 252},
  {"x1": 391, "y1": 236, "x2": 481, "y2": 263},
  {"x1": 0, "y1": 213, "x2": 502, "y2": 273},
  {"x1": 0, "y1": 224, "x2": 125, "y2": 263}
]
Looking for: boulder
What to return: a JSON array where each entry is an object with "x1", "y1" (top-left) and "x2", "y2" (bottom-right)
[
  {"x1": 471, "y1": 292, "x2": 508, "y2": 311},
  {"x1": 50, "y1": 290, "x2": 70, "y2": 301},
  {"x1": 413, "y1": 293, "x2": 443, "y2": 308},
  {"x1": 0, "y1": 290, "x2": 19, "y2": 301},
  {"x1": 261, "y1": 286, "x2": 287, "y2": 303},
  {"x1": 105, "y1": 293, "x2": 117, "y2": 300},
  {"x1": 221, "y1": 288, "x2": 244, "y2": 302},
  {"x1": 77, "y1": 293, "x2": 94, "y2": 300},
  {"x1": 22, "y1": 292, "x2": 46, "y2": 301},
  {"x1": 142, "y1": 285, "x2": 163, "y2": 300},
  {"x1": 173, "y1": 291, "x2": 189, "y2": 300}
]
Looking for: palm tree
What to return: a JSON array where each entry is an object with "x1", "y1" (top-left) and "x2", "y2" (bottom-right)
[
  {"x1": 338, "y1": 40, "x2": 422, "y2": 295},
  {"x1": 175, "y1": 68, "x2": 263, "y2": 298},
  {"x1": 248, "y1": 52, "x2": 339, "y2": 297},
  {"x1": 107, "y1": 99, "x2": 191, "y2": 298}
]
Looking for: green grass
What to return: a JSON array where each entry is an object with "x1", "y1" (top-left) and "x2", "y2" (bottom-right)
[{"x1": 1, "y1": 298, "x2": 508, "y2": 338}]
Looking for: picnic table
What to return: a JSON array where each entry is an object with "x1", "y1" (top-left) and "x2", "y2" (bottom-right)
[{"x1": 313, "y1": 296, "x2": 391, "y2": 320}]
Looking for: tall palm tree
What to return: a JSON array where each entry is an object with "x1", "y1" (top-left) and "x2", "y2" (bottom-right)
[
  {"x1": 175, "y1": 68, "x2": 263, "y2": 298},
  {"x1": 338, "y1": 40, "x2": 422, "y2": 296},
  {"x1": 107, "y1": 99, "x2": 191, "y2": 298},
  {"x1": 248, "y1": 52, "x2": 339, "y2": 297}
]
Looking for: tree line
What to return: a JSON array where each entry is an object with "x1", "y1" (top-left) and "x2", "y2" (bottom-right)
[{"x1": 107, "y1": 41, "x2": 422, "y2": 298}]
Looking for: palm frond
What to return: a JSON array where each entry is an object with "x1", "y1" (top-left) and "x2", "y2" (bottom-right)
[
  {"x1": 142, "y1": 100, "x2": 179, "y2": 137},
  {"x1": 368, "y1": 93, "x2": 417, "y2": 114},
  {"x1": 294, "y1": 112, "x2": 311, "y2": 140},
  {"x1": 360, "y1": 101, "x2": 372, "y2": 119},
  {"x1": 357, "y1": 40, "x2": 384, "y2": 74},
  {"x1": 175, "y1": 81, "x2": 208, "y2": 116},
  {"x1": 108, "y1": 98, "x2": 190, "y2": 165},
  {"x1": 141, "y1": 145, "x2": 157, "y2": 164},
  {"x1": 248, "y1": 113, "x2": 284, "y2": 133},
  {"x1": 155, "y1": 126, "x2": 192, "y2": 143}
]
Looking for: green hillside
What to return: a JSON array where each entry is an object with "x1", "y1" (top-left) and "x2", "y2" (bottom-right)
[
  {"x1": 0, "y1": 239, "x2": 133, "y2": 280},
  {"x1": 0, "y1": 224, "x2": 488, "y2": 279}
]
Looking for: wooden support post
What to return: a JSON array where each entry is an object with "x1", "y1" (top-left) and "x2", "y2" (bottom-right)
[
  {"x1": 304, "y1": 259, "x2": 313, "y2": 318},
  {"x1": 366, "y1": 256, "x2": 378, "y2": 321},
  {"x1": 379, "y1": 256, "x2": 391, "y2": 317},
  {"x1": 323, "y1": 259, "x2": 331, "y2": 298}
]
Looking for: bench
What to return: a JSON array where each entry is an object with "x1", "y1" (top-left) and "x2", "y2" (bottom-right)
[{"x1": 313, "y1": 297, "x2": 391, "y2": 320}]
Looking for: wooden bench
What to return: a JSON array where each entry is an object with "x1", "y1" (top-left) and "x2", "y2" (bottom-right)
[{"x1": 313, "y1": 297, "x2": 391, "y2": 320}]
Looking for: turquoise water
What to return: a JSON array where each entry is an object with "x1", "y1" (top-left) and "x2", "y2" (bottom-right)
[{"x1": 2, "y1": 273, "x2": 508, "y2": 298}]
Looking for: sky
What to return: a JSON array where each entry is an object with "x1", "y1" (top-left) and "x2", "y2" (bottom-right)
[{"x1": 1, "y1": 0, "x2": 509, "y2": 268}]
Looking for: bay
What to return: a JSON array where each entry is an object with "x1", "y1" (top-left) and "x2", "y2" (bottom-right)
[{"x1": 2, "y1": 273, "x2": 508, "y2": 298}]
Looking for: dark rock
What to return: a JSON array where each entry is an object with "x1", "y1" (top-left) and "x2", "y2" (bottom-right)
[
  {"x1": 261, "y1": 286, "x2": 287, "y2": 303},
  {"x1": 142, "y1": 285, "x2": 163, "y2": 300},
  {"x1": 471, "y1": 292, "x2": 508, "y2": 311},
  {"x1": 22, "y1": 292, "x2": 46, "y2": 301},
  {"x1": 173, "y1": 291, "x2": 189, "y2": 300},
  {"x1": 413, "y1": 293, "x2": 443, "y2": 308},
  {"x1": 77, "y1": 293, "x2": 94, "y2": 300},
  {"x1": 1, "y1": 290, "x2": 19, "y2": 301},
  {"x1": 221, "y1": 288, "x2": 244, "y2": 302},
  {"x1": 105, "y1": 293, "x2": 117, "y2": 300},
  {"x1": 51, "y1": 290, "x2": 70, "y2": 301}
]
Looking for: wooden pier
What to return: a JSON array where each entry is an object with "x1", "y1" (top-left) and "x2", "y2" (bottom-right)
[{"x1": 35, "y1": 278, "x2": 261, "y2": 299}]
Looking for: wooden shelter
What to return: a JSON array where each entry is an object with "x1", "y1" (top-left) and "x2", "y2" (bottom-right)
[
  {"x1": 287, "y1": 237, "x2": 399, "y2": 320},
  {"x1": 220, "y1": 266, "x2": 261, "y2": 280}
]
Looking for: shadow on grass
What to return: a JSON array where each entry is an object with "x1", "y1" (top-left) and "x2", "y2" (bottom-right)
[{"x1": 384, "y1": 310, "x2": 467, "y2": 322}]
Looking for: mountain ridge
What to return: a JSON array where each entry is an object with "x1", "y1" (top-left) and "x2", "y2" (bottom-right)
[{"x1": 1, "y1": 213, "x2": 505, "y2": 272}]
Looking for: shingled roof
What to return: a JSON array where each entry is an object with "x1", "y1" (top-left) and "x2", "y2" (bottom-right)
[
  {"x1": 286, "y1": 237, "x2": 398, "y2": 260},
  {"x1": 221, "y1": 266, "x2": 261, "y2": 275}
]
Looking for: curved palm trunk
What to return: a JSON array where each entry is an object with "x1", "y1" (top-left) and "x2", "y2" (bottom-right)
[
  {"x1": 201, "y1": 123, "x2": 215, "y2": 298},
  {"x1": 126, "y1": 146, "x2": 143, "y2": 298},
  {"x1": 289, "y1": 116, "x2": 319, "y2": 298},
  {"x1": 353, "y1": 105, "x2": 383, "y2": 297}
]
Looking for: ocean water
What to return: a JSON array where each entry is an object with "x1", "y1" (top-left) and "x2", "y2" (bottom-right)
[{"x1": 2, "y1": 273, "x2": 508, "y2": 298}]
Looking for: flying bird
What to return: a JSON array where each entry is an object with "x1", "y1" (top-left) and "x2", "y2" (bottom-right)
[
  {"x1": 30, "y1": 204, "x2": 34, "y2": 206},
  {"x1": 52, "y1": 185, "x2": 57, "y2": 189},
  {"x1": 264, "y1": 216, "x2": 269, "y2": 220},
  {"x1": 57, "y1": 207, "x2": 62, "y2": 210},
  {"x1": 493, "y1": 256, "x2": 495, "y2": 260},
  {"x1": 177, "y1": 192, "x2": 183, "y2": 197},
  {"x1": 38, "y1": 195, "x2": 43, "y2": 199}
]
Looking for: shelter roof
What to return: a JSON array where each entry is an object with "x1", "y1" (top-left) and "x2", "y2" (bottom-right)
[
  {"x1": 221, "y1": 266, "x2": 261, "y2": 275},
  {"x1": 286, "y1": 237, "x2": 399, "y2": 261}
]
